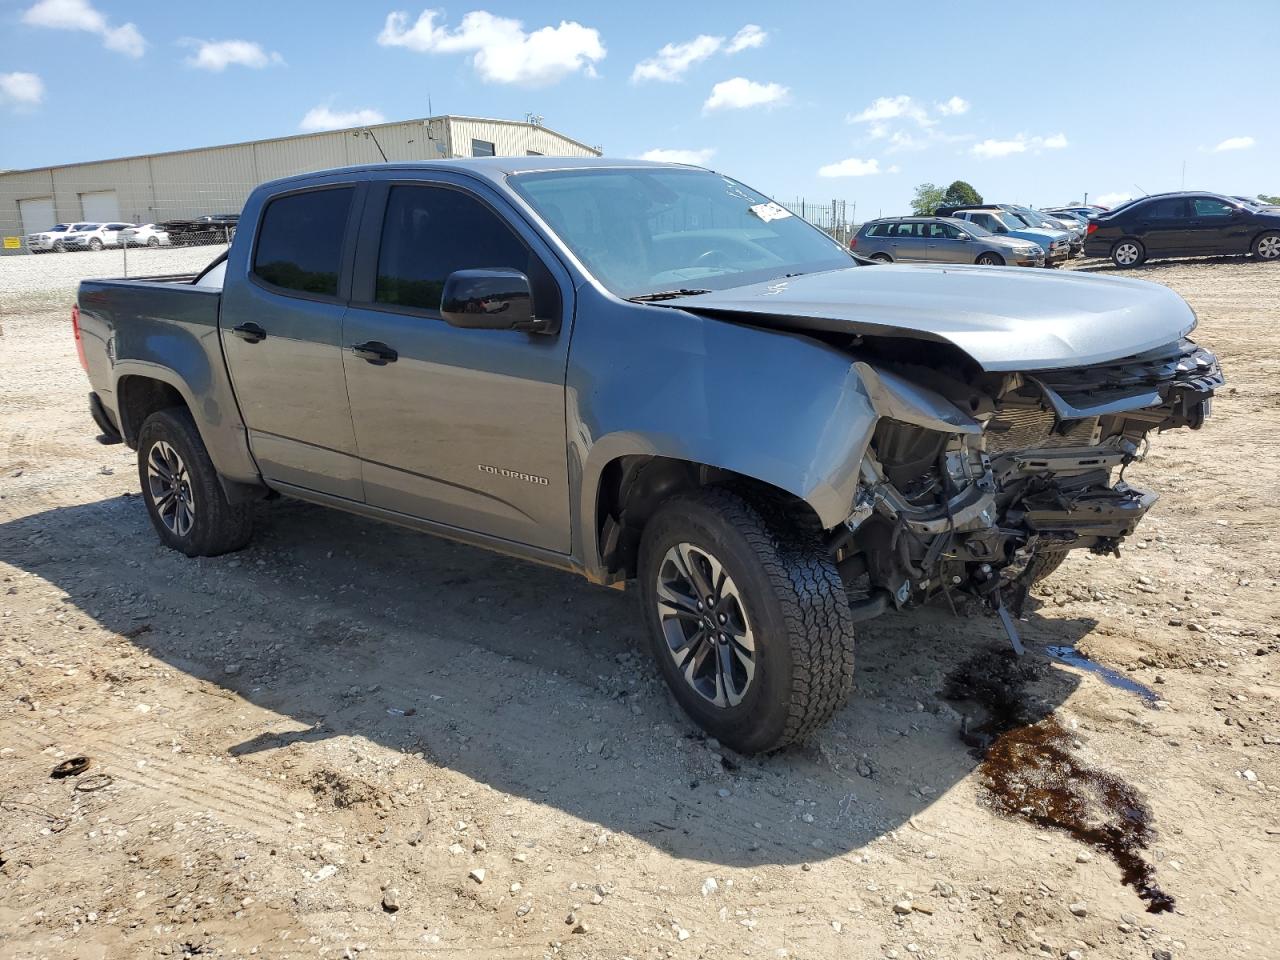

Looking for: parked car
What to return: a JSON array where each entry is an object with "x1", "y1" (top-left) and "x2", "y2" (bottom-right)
[
  {"x1": 993, "y1": 205, "x2": 1085, "y2": 256},
  {"x1": 159, "y1": 214, "x2": 239, "y2": 246},
  {"x1": 936, "y1": 206, "x2": 1072, "y2": 264},
  {"x1": 73, "y1": 157, "x2": 1222, "y2": 753},
  {"x1": 1084, "y1": 191, "x2": 1280, "y2": 266},
  {"x1": 852, "y1": 216, "x2": 1044, "y2": 266},
  {"x1": 120, "y1": 223, "x2": 171, "y2": 247},
  {"x1": 1048, "y1": 205, "x2": 1109, "y2": 219},
  {"x1": 27, "y1": 222, "x2": 86, "y2": 253},
  {"x1": 64, "y1": 222, "x2": 135, "y2": 251}
]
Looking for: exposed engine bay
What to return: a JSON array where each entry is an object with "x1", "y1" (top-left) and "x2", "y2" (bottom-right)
[{"x1": 832, "y1": 336, "x2": 1223, "y2": 647}]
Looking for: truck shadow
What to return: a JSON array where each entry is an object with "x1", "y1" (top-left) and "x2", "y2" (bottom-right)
[{"x1": 0, "y1": 494, "x2": 1093, "y2": 868}]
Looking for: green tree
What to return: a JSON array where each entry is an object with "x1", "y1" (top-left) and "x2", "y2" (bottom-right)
[
  {"x1": 942, "y1": 180, "x2": 983, "y2": 207},
  {"x1": 910, "y1": 182, "x2": 947, "y2": 216},
  {"x1": 1258, "y1": 194, "x2": 1280, "y2": 205}
]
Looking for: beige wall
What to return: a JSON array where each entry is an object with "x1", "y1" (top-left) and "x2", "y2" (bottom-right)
[{"x1": 0, "y1": 118, "x2": 601, "y2": 253}]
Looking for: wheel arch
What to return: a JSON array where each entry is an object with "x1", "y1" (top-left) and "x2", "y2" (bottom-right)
[{"x1": 587, "y1": 453, "x2": 829, "y2": 583}]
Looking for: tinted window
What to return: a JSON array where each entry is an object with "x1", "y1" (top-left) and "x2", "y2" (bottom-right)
[
  {"x1": 471, "y1": 139, "x2": 496, "y2": 157},
  {"x1": 1137, "y1": 198, "x2": 1185, "y2": 220},
  {"x1": 1191, "y1": 197, "x2": 1234, "y2": 217},
  {"x1": 375, "y1": 185, "x2": 554, "y2": 315},
  {"x1": 253, "y1": 188, "x2": 353, "y2": 296}
]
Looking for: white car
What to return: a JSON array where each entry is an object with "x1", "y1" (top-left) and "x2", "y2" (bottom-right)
[
  {"x1": 26, "y1": 223, "x2": 83, "y2": 253},
  {"x1": 64, "y1": 222, "x2": 135, "y2": 251},
  {"x1": 120, "y1": 223, "x2": 171, "y2": 247}
]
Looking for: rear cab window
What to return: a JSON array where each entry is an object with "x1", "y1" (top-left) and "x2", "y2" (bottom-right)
[{"x1": 252, "y1": 187, "x2": 354, "y2": 297}]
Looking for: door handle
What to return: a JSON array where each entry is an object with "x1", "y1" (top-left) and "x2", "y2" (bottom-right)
[
  {"x1": 351, "y1": 340, "x2": 398, "y2": 364},
  {"x1": 231, "y1": 322, "x2": 266, "y2": 343}
]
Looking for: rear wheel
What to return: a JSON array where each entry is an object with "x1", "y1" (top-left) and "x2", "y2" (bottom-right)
[
  {"x1": 1111, "y1": 239, "x2": 1144, "y2": 267},
  {"x1": 1253, "y1": 231, "x2": 1280, "y2": 261},
  {"x1": 870, "y1": 253, "x2": 892, "y2": 263},
  {"x1": 88, "y1": 237, "x2": 103, "y2": 251},
  {"x1": 147, "y1": 236, "x2": 160, "y2": 248},
  {"x1": 638, "y1": 487, "x2": 856, "y2": 754},
  {"x1": 976, "y1": 252, "x2": 1004, "y2": 266},
  {"x1": 136, "y1": 408, "x2": 253, "y2": 557}
]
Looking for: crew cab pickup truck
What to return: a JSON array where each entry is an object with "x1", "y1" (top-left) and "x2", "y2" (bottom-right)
[{"x1": 75, "y1": 158, "x2": 1223, "y2": 753}]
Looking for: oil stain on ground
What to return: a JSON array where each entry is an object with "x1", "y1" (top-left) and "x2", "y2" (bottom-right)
[{"x1": 944, "y1": 648, "x2": 1176, "y2": 913}]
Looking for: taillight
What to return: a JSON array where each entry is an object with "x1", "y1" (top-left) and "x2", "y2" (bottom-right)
[
  {"x1": 849, "y1": 237, "x2": 858, "y2": 249},
  {"x1": 71, "y1": 303, "x2": 88, "y2": 372},
  {"x1": 1086, "y1": 222, "x2": 1098, "y2": 235}
]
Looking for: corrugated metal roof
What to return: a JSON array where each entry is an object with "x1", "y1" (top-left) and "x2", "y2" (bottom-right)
[{"x1": 0, "y1": 116, "x2": 600, "y2": 176}]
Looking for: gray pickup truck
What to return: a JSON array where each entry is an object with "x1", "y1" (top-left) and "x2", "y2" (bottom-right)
[{"x1": 75, "y1": 158, "x2": 1222, "y2": 753}]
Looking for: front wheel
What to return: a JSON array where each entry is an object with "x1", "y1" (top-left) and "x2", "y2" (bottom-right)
[
  {"x1": 1253, "y1": 231, "x2": 1280, "y2": 261},
  {"x1": 1111, "y1": 239, "x2": 1144, "y2": 267},
  {"x1": 137, "y1": 408, "x2": 253, "y2": 557},
  {"x1": 147, "y1": 236, "x2": 160, "y2": 247},
  {"x1": 638, "y1": 488, "x2": 856, "y2": 754},
  {"x1": 88, "y1": 237, "x2": 103, "y2": 251},
  {"x1": 976, "y1": 252, "x2": 1004, "y2": 266}
]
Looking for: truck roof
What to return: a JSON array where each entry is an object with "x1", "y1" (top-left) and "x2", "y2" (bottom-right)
[{"x1": 259, "y1": 156, "x2": 690, "y2": 192}]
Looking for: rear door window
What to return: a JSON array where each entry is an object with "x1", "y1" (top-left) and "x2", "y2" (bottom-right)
[
  {"x1": 253, "y1": 187, "x2": 354, "y2": 297},
  {"x1": 1138, "y1": 198, "x2": 1186, "y2": 220}
]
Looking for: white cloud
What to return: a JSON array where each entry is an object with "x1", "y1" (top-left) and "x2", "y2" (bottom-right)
[
  {"x1": 632, "y1": 34, "x2": 722, "y2": 83},
  {"x1": 186, "y1": 39, "x2": 283, "y2": 71},
  {"x1": 726, "y1": 24, "x2": 767, "y2": 53},
  {"x1": 935, "y1": 95, "x2": 969, "y2": 116},
  {"x1": 972, "y1": 133, "x2": 1068, "y2": 158},
  {"x1": 0, "y1": 71, "x2": 45, "y2": 107},
  {"x1": 377, "y1": 9, "x2": 604, "y2": 87},
  {"x1": 818, "y1": 157, "x2": 881, "y2": 178},
  {"x1": 300, "y1": 105, "x2": 387, "y2": 132},
  {"x1": 848, "y1": 94, "x2": 931, "y2": 126},
  {"x1": 703, "y1": 76, "x2": 788, "y2": 111},
  {"x1": 972, "y1": 138, "x2": 1027, "y2": 158},
  {"x1": 1093, "y1": 192, "x2": 1132, "y2": 209},
  {"x1": 631, "y1": 25, "x2": 768, "y2": 83},
  {"x1": 1213, "y1": 135, "x2": 1254, "y2": 152},
  {"x1": 639, "y1": 147, "x2": 716, "y2": 166},
  {"x1": 23, "y1": 0, "x2": 145, "y2": 57}
]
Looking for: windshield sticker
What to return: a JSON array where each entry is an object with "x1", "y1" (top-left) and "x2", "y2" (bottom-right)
[{"x1": 748, "y1": 201, "x2": 793, "y2": 223}]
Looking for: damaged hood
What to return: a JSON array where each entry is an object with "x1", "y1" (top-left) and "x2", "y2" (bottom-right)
[{"x1": 659, "y1": 264, "x2": 1197, "y2": 372}]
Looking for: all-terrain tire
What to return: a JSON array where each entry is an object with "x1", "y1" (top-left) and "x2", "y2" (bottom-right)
[
  {"x1": 637, "y1": 486, "x2": 856, "y2": 754},
  {"x1": 136, "y1": 407, "x2": 253, "y2": 557},
  {"x1": 1016, "y1": 549, "x2": 1069, "y2": 589}
]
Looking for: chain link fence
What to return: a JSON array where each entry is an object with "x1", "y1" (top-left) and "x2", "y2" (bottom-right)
[{"x1": 2, "y1": 181, "x2": 252, "y2": 283}]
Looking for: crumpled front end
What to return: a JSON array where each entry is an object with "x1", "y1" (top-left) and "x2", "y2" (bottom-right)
[{"x1": 836, "y1": 337, "x2": 1222, "y2": 624}]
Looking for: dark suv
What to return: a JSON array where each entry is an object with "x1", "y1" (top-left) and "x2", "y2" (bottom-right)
[{"x1": 1084, "y1": 191, "x2": 1280, "y2": 267}]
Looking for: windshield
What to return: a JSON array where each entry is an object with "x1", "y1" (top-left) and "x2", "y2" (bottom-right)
[
  {"x1": 949, "y1": 218, "x2": 991, "y2": 237},
  {"x1": 49, "y1": 224, "x2": 69, "y2": 232},
  {"x1": 510, "y1": 167, "x2": 853, "y2": 298},
  {"x1": 71, "y1": 223, "x2": 96, "y2": 231}
]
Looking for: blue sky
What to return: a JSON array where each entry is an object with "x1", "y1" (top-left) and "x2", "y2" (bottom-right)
[{"x1": 1, "y1": 0, "x2": 1276, "y2": 214}]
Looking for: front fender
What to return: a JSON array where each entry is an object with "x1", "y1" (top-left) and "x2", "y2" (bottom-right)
[{"x1": 568, "y1": 291, "x2": 880, "y2": 570}]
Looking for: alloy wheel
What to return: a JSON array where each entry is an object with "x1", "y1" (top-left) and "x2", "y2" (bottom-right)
[
  {"x1": 655, "y1": 542, "x2": 757, "y2": 708},
  {"x1": 1114, "y1": 242, "x2": 1140, "y2": 265},
  {"x1": 146, "y1": 440, "x2": 196, "y2": 537},
  {"x1": 1257, "y1": 235, "x2": 1280, "y2": 260}
]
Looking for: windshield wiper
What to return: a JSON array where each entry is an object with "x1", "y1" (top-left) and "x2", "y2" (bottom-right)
[{"x1": 628, "y1": 288, "x2": 712, "y2": 303}]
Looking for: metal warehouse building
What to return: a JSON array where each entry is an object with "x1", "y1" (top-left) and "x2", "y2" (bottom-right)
[{"x1": 0, "y1": 115, "x2": 600, "y2": 254}]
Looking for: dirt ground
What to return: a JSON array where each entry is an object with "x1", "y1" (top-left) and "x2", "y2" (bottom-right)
[{"x1": 1, "y1": 251, "x2": 1277, "y2": 960}]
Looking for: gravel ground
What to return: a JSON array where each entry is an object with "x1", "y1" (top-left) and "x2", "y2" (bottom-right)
[
  {"x1": 1, "y1": 253, "x2": 1277, "y2": 960},
  {"x1": 1, "y1": 245, "x2": 226, "y2": 310}
]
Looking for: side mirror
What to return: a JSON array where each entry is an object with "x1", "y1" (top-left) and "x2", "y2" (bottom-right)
[
  {"x1": 955, "y1": 233, "x2": 971, "y2": 241},
  {"x1": 440, "y1": 269, "x2": 550, "y2": 333}
]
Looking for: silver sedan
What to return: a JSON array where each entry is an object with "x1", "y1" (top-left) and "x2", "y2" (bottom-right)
[{"x1": 852, "y1": 216, "x2": 1045, "y2": 267}]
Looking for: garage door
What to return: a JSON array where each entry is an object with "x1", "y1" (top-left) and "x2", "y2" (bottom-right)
[
  {"x1": 80, "y1": 190, "x2": 120, "y2": 222},
  {"x1": 18, "y1": 197, "x2": 56, "y2": 236}
]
